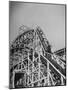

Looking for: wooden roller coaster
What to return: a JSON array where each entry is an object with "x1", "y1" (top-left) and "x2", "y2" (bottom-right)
[{"x1": 9, "y1": 26, "x2": 66, "y2": 88}]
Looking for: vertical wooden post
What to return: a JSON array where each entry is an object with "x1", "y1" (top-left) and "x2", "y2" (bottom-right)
[
  {"x1": 61, "y1": 76, "x2": 64, "y2": 85},
  {"x1": 27, "y1": 52, "x2": 29, "y2": 85},
  {"x1": 38, "y1": 51, "x2": 40, "y2": 86},
  {"x1": 13, "y1": 71, "x2": 15, "y2": 88},
  {"x1": 47, "y1": 61, "x2": 50, "y2": 86},
  {"x1": 32, "y1": 50, "x2": 34, "y2": 87}
]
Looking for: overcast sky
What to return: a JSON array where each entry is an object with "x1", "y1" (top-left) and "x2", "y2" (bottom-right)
[{"x1": 9, "y1": 2, "x2": 66, "y2": 52}]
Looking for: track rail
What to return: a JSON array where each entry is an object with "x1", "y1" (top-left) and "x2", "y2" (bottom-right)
[{"x1": 36, "y1": 27, "x2": 66, "y2": 79}]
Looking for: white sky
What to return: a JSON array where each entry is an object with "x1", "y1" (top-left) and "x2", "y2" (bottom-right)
[{"x1": 9, "y1": 2, "x2": 66, "y2": 52}]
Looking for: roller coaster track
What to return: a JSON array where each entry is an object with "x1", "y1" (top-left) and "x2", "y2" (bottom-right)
[
  {"x1": 36, "y1": 27, "x2": 66, "y2": 79},
  {"x1": 10, "y1": 26, "x2": 66, "y2": 88}
]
